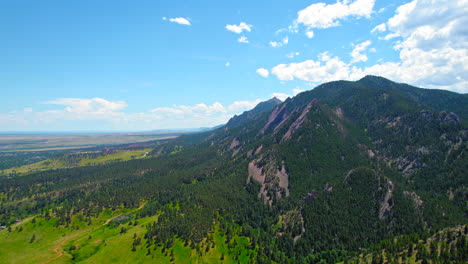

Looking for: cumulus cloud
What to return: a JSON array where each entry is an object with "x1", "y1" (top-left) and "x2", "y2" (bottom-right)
[
  {"x1": 226, "y1": 22, "x2": 252, "y2": 34},
  {"x1": 45, "y1": 98, "x2": 127, "y2": 114},
  {"x1": 387, "y1": 0, "x2": 467, "y2": 51},
  {"x1": 271, "y1": 93, "x2": 290, "y2": 101},
  {"x1": 270, "y1": 0, "x2": 468, "y2": 92},
  {"x1": 382, "y1": 33, "x2": 399, "y2": 40},
  {"x1": 296, "y1": 0, "x2": 375, "y2": 30},
  {"x1": 238, "y1": 36, "x2": 249, "y2": 43},
  {"x1": 371, "y1": 23, "x2": 386, "y2": 33},
  {"x1": 165, "y1": 17, "x2": 191, "y2": 26},
  {"x1": 0, "y1": 97, "x2": 274, "y2": 131},
  {"x1": 150, "y1": 102, "x2": 226, "y2": 116},
  {"x1": 270, "y1": 36, "x2": 289, "y2": 48},
  {"x1": 293, "y1": 88, "x2": 305, "y2": 95},
  {"x1": 225, "y1": 62, "x2": 230, "y2": 67},
  {"x1": 227, "y1": 100, "x2": 263, "y2": 112},
  {"x1": 272, "y1": 88, "x2": 305, "y2": 101},
  {"x1": 350, "y1": 40, "x2": 372, "y2": 63},
  {"x1": 305, "y1": 31, "x2": 315, "y2": 39},
  {"x1": 271, "y1": 52, "x2": 362, "y2": 83},
  {"x1": 256, "y1": 68, "x2": 270, "y2": 78}
]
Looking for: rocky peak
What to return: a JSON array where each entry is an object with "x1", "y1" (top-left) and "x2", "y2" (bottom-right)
[{"x1": 226, "y1": 97, "x2": 282, "y2": 128}]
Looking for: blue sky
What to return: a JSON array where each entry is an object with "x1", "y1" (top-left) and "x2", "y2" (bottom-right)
[{"x1": 1, "y1": 0, "x2": 466, "y2": 131}]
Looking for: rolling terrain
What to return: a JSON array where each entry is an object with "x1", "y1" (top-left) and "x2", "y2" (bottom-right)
[{"x1": 0, "y1": 76, "x2": 466, "y2": 263}]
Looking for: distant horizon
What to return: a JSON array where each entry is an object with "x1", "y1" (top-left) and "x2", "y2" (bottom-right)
[{"x1": 0, "y1": 126, "x2": 217, "y2": 135}]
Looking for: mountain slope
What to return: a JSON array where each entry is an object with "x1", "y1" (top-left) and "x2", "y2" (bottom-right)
[{"x1": 0, "y1": 76, "x2": 466, "y2": 263}]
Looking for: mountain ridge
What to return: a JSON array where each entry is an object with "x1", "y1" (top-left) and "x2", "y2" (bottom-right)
[{"x1": 0, "y1": 75, "x2": 466, "y2": 264}]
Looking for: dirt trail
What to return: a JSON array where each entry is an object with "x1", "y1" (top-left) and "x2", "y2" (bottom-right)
[
  {"x1": 98, "y1": 203, "x2": 145, "y2": 228},
  {"x1": 41, "y1": 240, "x2": 65, "y2": 264},
  {"x1": 40, "y1": 203, "x2": 145, "y2": 264}
]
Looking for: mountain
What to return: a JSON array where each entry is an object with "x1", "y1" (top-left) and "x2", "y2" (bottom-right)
[
  {"x1": 226, "y1": 97, "x2": 282, "y2": 128},
  {"x1": 0, "y1": 76, "x2": 466, "y2": 264}
]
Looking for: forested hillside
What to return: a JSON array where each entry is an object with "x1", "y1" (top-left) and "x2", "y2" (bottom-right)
[{"x1": 0, "y1": 76, "x2": 466, "y2": 263}]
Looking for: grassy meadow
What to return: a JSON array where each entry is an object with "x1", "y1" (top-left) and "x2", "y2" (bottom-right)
[{"x1": 0, "y1": 205, "x2": 256, "y2": 264}]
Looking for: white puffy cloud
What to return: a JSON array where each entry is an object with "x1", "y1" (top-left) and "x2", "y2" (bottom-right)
[
  {"x1": 293, "y1": 88, "x2": 305, "y2": 95},
  {"x1": 150, "y1": 102, "x2": 226, "y2": 116},
  {"x1": 227, "y1": 100, "x2": 263, "y2": 112},
  {"x1": 296, "y1": 0, "x2": 375, "y2": 29},
  {"x1": 350, "y1": 40, "x2": 372, "y2": 63},
  {"x1": 225, "y1": 62, "x2": 230, "y2": 67},
  {"x1": 271, "y1": 93, "x2": 290, "y2": 101},
  {"x1": 130, "y1": 100, "x2": 266, "y2": 128},
  {"x1": 271, "y1": 52, "x2": 363, "y2": 83},
  {"x1": 383, "y1": 0, "x2": 468, "y2": 91},
  {"x1": 271, "y1": 47, "x2": 467, "y2": 93},
  {"x1": 238, "y1": 36, "x2": 249, "y2": 43},
  {"x1": 0, "y1": 98, "x2": 129, "y2": 131},
  {"x1": 45, "y1": 98, "x2": 127, "y2": 114},
  {"x1": 371, "y1": 23, "x2": 386, "y2": 33},
  {"x1": 166, "y1": 17, "x2": 191, "y2": 26},
  {"x1": 256, "y1": 68, "x2": 270, "y2": 78},
  {"x1": 305, "y1": 30, "x2": 315, "y2": 39},
  {"x1": 270, "y1": 0, "x2": 468, "y2": 93},
  {"x1": 269, "y1": 42, "x2": 280, "y2": 48},
  {"x1": 226, "y1": 22, "x2": 252, "y2": 34},
  {"x1": 270, "y1": 36, "x2": 289, "y2": 48},
  {"x1": 272, "y1": 87, "x2": 306, "y2": 101},
  {"x1": 0, "y1": 97, "x2": 274, "y2": 131},
  {"x1": 382, "y1": 33, "x2": 399, "y2": 40},
  {"x1": 387, "y1": 0, "x2": 467, "y2": 51}
]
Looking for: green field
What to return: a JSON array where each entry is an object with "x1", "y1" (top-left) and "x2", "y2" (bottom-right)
[
  {"x1": 1, "y1": 149, "x2": 152, "y2": 175},
  {"x1": 0, "y1": 204, "x2": 255, "y2": 264}
]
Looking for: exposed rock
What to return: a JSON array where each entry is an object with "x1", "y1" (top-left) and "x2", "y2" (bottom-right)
[
  {"x1": 324, "y1": 183, "x2": 333, "y2": 193},
  {"x1": 259, "y1": 104, "x2": 287, "y2": 135},
  {"x1": 302, "y1": 190, "x2": 317, "y2": 201},
  {"x1": 277, "y1": 162, "x2": 289, "y2": 197},
  {"x1": 379, "y1": 180, "x2": 395, "y2": 220},
  {"x1": 229, "y1": 138, "x2": 242, "y2": 157},
  {"x1": 343, "y1": 169, "x2": 355, "y2": 183},
  {"x1": 273, "y1": 112, "x2": 295, "y2": 134},
  {"x1": 416, "y1": 146, "x2": 430, "y2": 155},
  {"x1": 404, "y1": 191, "x2": 423, "y2": 208},
  {"x1": 386, "y1": 116, "x2": 401, "y2": 128},
  {"x1": 335, "y1": 107, "x2": 344, "y2": 120},
  {"x1": 438, "y1": 111, "x2": 460, "y2": 124},
  {"x1": 254, "y1": 145, "x2": 263, "y2": 156},
  {"x1": 282, "y1": 99, "x2": 317, "y2": 141},
  {"x1": 279, "y1": 210, "x2": 305, "y2": 244},
  {"x1": 247, "y1": 160, "x2": 270, "y2": 205},
  {"x1": 229, "y1": 137, "x2": 240, "y2": 150},
  {"x1": 247, "y1": 161, "x2": 264, "y2": 184},
  {"x1": 246, "y1": 149, "x2": 253, "y2": 157},
  {"x1": 390, "y1": 157, "x2": 426, "y2": 176},
  {"x1": 226, "y1": 97, "x2": 282, "y2": 128},
  {"x1": 232, "y1": 148, "x2": 240, "y2": 157},
  {"x1": 247, "y1": 158, "x2": 290, "y2": 205}
]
